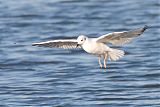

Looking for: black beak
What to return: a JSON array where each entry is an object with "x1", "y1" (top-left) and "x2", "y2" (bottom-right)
[{"x1": 76, "y1": 44, "x2": 79, "y2": 48}]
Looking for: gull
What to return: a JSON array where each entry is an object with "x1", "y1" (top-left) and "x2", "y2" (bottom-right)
[{"x1": 32, "y1": 26, "x2": 148, "y2": 69}]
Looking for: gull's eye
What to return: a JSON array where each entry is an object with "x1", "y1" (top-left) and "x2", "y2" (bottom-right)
[{"x1": 81, "y1": 39, "x2": 83, "y2": 41}]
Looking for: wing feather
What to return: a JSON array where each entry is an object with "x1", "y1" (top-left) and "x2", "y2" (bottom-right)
[
  {"x1": 32, "y1": 39, "x2": 80, "y2": 49},
  {"x1": 96, "y1": 25, "x2": 148, "y2": 46}
]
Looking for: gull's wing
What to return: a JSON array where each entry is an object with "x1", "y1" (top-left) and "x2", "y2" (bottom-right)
[
  {"x1": 96, "y1": 26, "x2": 148, "y2": 46},
  {"x1": 32, "y1": 39, "x2": 80, "y2": 49}
]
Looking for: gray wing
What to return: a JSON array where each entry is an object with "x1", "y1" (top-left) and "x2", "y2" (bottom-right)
[
  {"x1": 96, "y1": 25, "x2": 148, "y2": 46},
  {"x1": 32, "y1": 39, "x2": 80, "y2": 49}
]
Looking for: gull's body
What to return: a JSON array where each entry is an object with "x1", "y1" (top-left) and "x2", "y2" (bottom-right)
[
  {"x1": 81, "y1": 38, "x2": 109, "y2": 55},
  {"x1": 33, "y1": 26, "x2": 148, "y2": 69}
]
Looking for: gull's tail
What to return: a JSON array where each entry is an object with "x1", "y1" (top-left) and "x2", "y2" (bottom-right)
[{"x1": 108, "y1": 48, "x2": 125, "y2": 61}]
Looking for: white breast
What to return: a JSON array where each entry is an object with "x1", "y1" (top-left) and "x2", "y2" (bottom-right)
[{"x1": 82, "y1": 39, "x2": 109, "y2": 55}]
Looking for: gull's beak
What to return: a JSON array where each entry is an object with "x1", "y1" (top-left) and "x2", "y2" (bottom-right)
[{"x1": 76, "y1": 44, "x2": 79, "y2": 48}]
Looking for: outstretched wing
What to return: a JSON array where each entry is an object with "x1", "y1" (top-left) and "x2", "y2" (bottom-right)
[
  {"x1": 32, "y1": 39, "x2": 80, "y2": 49},
  {"x1": 96, "y1": 25, "x2": 148, "y2": 46}
]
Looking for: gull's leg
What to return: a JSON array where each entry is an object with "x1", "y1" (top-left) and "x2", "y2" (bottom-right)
[
  {"x1": 98, "y1": 56, "x2": 102, "y2": 68},
  {"x1": 104, "y1": 53, "x2": 108, "y2": 69}
]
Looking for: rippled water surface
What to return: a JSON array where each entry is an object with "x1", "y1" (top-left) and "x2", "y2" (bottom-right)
[{"x1": 0, "y1": 0, "x2": 160, "y2": 106}]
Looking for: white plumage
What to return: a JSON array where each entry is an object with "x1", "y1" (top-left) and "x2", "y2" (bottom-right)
[{"x1": 33, "y1": 26, "x2": 148, "y2": 68}]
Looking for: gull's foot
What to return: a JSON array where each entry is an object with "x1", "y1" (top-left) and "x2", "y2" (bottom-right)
[
  {"x1": 99, "y1": 65, "x2": 103, "y2": 69},
  {"x1": 99, "y1": 64, "x2": 103, "y2": 69},
  {"x1": 100, "y1": 67, "x2": 103, "y2": 69}
]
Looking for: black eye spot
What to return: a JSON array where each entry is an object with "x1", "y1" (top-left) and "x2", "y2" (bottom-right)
[{"x1": 81, "y1": 40, "x2": 83, "y2": 41}]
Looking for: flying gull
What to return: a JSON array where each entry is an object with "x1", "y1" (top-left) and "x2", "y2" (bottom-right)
[{"x1": 32, "y1": 26, "x2": 148, "y2": 69}]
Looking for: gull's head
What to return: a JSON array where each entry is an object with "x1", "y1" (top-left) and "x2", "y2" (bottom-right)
[{"x1": 77, "y1": 35, "x2": 87, "y2": 47}]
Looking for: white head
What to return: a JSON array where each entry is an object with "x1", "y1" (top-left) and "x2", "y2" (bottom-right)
[{"x1": 76, "y1": 35, "x2": 87, "y2": 47}]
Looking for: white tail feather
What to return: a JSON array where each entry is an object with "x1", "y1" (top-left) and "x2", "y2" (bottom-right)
[{"x1": 108, "y1": 48, "x2": 125, "y2": 61}]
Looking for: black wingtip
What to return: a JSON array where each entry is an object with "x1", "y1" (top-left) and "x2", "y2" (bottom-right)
[
  {"x1": 32, "y1": 43, "x2": 38, "y2": 46},
  {"x1": 142, "y1": 25, "x2": 149, "y2": 32},
  {"x1": 32, "y1": 44, "x2": 36, "y2": 46}
]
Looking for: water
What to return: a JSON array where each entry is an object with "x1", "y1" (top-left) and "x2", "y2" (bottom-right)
[{"x1": 0, "y1": 0, "x2": 160, "y2": 106}]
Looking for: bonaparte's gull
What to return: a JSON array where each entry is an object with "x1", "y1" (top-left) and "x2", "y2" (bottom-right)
[{"x1": 32, "y1": 26, "x2": 148, "y2": 68}]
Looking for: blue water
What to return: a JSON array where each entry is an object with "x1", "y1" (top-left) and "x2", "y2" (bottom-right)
[{"x1": 0, "y1": 0, "x2": 160, "y2": 107}]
